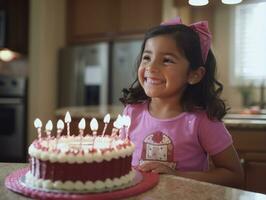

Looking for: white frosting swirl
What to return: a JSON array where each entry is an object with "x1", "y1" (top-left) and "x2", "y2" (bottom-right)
[
  {"x1": 25, "y1": 170, "x2": 136, "y2": 192},
  {"x1": 28, "y1": 136, "x2": 135, "y2": 164}
]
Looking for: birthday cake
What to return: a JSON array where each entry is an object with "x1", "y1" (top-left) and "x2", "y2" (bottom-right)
[{"x1": 24, "y1": 112, "x2": 135, "y2": 192}]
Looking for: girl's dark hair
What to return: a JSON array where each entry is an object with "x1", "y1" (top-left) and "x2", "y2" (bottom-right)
[{"x1": 119, "y1": 24, "x2": 229, "y2": 121}]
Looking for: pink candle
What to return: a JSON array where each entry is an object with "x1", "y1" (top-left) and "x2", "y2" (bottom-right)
[
  {"x1": 64, "y1": 111, "x2": 71, "y2": 137},
  {"x1": 45, "y1": 120, "x2": 53, "y2": 149},
  {"x1": 78, "y1": 118, "x2": 86, "y2": 150},
  {"x1": 109, "y1": 115, "x2": 123, "y2": 148},
  {"x1": 56, "y1": 119, "x2": 64, "y2": 149},
  {"x1": 34, "y1": 118, "x2": 42, "y2": 140},
  {"x1": 90, "y1": 118, "x2": 98, "y2": 148},
  {"x1": 124, "y1": 115, "x2": 131, "y2": 140},
  {"x1": 111, "y1": 115, "x2": 123, "y2": 138},
  {"x1": 101, "y1": 113, "x2": 110, "y2": 137}
]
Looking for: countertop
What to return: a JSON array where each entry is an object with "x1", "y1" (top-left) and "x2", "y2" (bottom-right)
[
  {"x1": 55, "y1": 105, "x2": 124, "y2": 119},
  {"x1": 2, "y1": 162, "x2": 266, "y2": 200},
  {"x1": 56, "y1": 106, "x2": 266, "y2": 129}
]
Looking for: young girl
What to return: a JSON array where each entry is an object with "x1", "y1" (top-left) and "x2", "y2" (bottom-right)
[{"x1": 120, "y1": 17, "x2": 244, "y2": 188}]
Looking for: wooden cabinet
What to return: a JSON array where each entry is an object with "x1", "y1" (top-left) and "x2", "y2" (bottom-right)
[
  {"x1": 118, "y1": 0, "x2": 162, "y2": 34},
  {"x1": 66, "y1": 0, "x2": 119, "y2": 43},
  {"x1": 0, "y1": 0, "x2": 29, "y2": 54},
  {"x1": 245, "y1": 157, "x2": 266, "y2": 193},
  {"x1": 66, "y1": 0, "x2": 162, "y2": 44},
  {"x1": 228, "y1": 127, "x2": 266, "y2": 194}
]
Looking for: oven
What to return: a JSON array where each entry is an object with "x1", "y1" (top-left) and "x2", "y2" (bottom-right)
[{"x1": 0, "y1": 75, "x2": 27, "y2": 162}]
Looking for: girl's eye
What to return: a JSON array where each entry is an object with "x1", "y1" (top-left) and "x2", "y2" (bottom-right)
[
  {"x1": 142, "y1": 55, "x2": 151, "y2": 62},
  {"x1": 141, "y1": 55, "x2": 151, "y2": 64},
  {"x1": 164, "y1": 57, "x2": 175, "y2": 64}
]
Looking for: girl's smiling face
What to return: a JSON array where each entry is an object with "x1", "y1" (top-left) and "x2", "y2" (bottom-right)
[{"x1": 138, "y1": 35, "x2": 190, "y2": 101}]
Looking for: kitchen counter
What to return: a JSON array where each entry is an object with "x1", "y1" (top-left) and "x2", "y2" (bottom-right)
[
  {"x1": 224, "y1": 113, "x2": 266, "y2": 129},
  {"x1": 55, "y1": 105, "x2": 124, "y2": 119},
  {"x1": 2, "y1": 162, "x2": 266, "y2": 200},
  {"x1": 56, "y1": 106, "x2": 266, "y2": 129},
  {"x1": 223, "y1": 118, "x2": 266, "y2": 129}
]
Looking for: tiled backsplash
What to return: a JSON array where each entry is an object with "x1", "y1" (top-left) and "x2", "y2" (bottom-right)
[{"x1": 0, "y1": 58, "x2": 28, "y2": 77}]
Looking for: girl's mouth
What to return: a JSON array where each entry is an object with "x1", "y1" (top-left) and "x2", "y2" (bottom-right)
[{"x1": 144, "y1": 77, "x2": 165, "y2": 85}]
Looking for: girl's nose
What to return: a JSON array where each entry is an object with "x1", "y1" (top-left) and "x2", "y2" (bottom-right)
[{"x1": 146, "y1": 61, "x2": 160, "y2": 72}]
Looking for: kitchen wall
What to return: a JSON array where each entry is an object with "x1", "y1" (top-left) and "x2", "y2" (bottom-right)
[
  {"x1": 27, "y1": 0, "x2": 66, "y2": 145},
  {"x1": 213, "y1": 5, "x2": 241, "y2": 109}
]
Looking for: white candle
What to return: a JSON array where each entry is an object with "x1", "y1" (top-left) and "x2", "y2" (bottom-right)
[
  {"x1": 111, "y1": 115, "x2": 123, "y2": 137},
  {"x1": 109, "y1": 115, "x2": 123, "y2": 148},
  {"x1": 45, "y1": 120, "x2": 53, "y2": 149},
  {"x1": 90, "y1": 118, "x2": 98, "y2": 148},
  {"x1": 124, "y1": 115, "x2": 131, "y2": 140},
  {"x1": 90, "y1": 118, "x2": 99, "y2": 136},
  {"x1": 78, "y1": 118, "x2": 86, "y2": 149},
  {"x1": 64, "y1": 111, "x2": 71, "y2": 137},
  {"x1": 101, "y1": 113, "x2": 110, "y2": 137},
  {"x1": 34, "y1": 118, "x2": 42, "y2": 140},
  {"x1": 55, "y1": 119, "x2": 64, "y2": 149}
]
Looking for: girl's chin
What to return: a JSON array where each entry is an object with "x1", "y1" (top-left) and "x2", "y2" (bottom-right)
[{"x1": 144, "y1": 89, "x2": 161, "y2": 98}]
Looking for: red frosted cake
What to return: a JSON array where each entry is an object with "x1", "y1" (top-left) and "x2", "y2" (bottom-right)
[{"x1": 25, "y1": 112, "x2": 135, "y2": 192}]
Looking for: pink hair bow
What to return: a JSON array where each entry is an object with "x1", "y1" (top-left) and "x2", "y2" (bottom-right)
[{"x1": 161, "y1": 17, "x2": 212, "y2": 64}]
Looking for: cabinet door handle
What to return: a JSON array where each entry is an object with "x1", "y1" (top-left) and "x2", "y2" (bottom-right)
[
  {"x1": 240, "y1": 158, "x2": 245, "y2": 164},
  {"x1": 0, "y1": 98, "x2": 23, "y2": 104}
]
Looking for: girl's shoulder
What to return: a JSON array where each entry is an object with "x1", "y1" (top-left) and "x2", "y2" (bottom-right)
[
  {"x1": 192, "y1": 109, "x2": 220, "y2": 122},
  {"x1": 191, "y1": 110, "x2": 227, "y2": 134},
  {"x1": 123, "y1": 101, "x2": 148, "y2": 116},
  {"x1": 185, "y1": 110, "x2": 224, "y2": 131}
]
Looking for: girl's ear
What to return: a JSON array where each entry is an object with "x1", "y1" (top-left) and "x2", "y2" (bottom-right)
[{"x1": 187, "y1": 66, "x2": 206, "y2": 85}]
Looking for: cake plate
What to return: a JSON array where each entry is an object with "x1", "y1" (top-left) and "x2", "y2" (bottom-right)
[{"x1": 5, "y1": 167, "x2": 159, "y2": 200}]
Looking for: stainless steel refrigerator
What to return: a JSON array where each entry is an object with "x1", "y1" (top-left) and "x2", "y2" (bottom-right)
[
  {"x1": 111, "y1": 40, "x2": 142, "y2": 105},
  {"x1": 58, "y1": 39, "x2": 142, "y2": 107}
]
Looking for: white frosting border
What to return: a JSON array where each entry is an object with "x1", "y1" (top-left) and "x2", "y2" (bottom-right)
[
  {"x1": 29, "y1": 136, "x2": 135, "y2": 164},
  {"x1": 24, "y1": 170, "x2": 136, "y2": 192}
]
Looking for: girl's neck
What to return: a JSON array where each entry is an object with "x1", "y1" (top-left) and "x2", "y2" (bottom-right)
[{"x1": 148, "y1": 98, "x2": 184, "y2": 119}]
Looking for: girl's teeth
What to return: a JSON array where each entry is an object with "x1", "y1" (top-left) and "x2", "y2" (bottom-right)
[{"x1": 146, "y1": 78, "x2": 162, "y2": 84}]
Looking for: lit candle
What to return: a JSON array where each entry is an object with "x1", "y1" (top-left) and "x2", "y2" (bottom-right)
[
  {"x1": 55, "y1": 119, "x2": 64, "y2": 149},
  {"x1": 64, "y1": 111, "x2": 71, "y2": 137},
  {"x1": 124, "y1": 115, "x2": 131, "y2": 140},
  {"x1": 90, "y1": 118, "x2": 99, "y2": 136},
  {"x1": 78, "y1": 118, "x2": 86, "y2": 149},
  {"x1": 34, "y1": 118, "x2": 42, "y2": 140},
  {"x1": 45, "y1": 120, "x2": 53, "y2": 149},
  {"x1": 90, "y1": 118, "x2": 98, "y2": 148},
  {"x1": 111, "y1": 114, "x2": 123, "y2": 138},
  {"x1": 101, "y1": 113, "x2": 110, "y2": 137},
  {"x1": 109, "y1": 115, "x2": 123, "y2": 148}
]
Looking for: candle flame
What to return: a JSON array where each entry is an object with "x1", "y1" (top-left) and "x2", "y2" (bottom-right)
[
  {"x1": 34, "y1": 118, "x2": 42, "y2": 128},
  {"x1": 78, "y1": 118, "x2": 86, "y2": 130},
  {"x1": 57, "y1": 119, "x2": 64, "y2": 130},
  {"x1": 90, "y1": 118, "x2": 98, "y2": 131},
  {"x1": 113, "y1": 120, "x2": 119, "y2": 129},
  {"x1": 117, "y1": 114, "x2": 122, "y2": 121},
  {"x1": 119, "y1": 114, "x2": 124, "y2": 128},
  {"x1": 64, "y1": 111, "x2": 71, "y2": 123},
  {"x1": 45, "y1": 120, "x2": 53, "y2": 131},
  {"x1": 103, "y1": 113, "x2": 111, "y2": 123},
  {"x1": 124, "y1": 115, "x2": 131, "y2": 127},
  {"x1": 113, "y1": 114, "x2": 123, "y2": 129}
]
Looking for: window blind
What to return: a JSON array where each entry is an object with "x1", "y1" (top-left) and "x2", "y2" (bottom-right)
[{"x1": 233, "y1": 1, "x2": 266, "y2": 85}]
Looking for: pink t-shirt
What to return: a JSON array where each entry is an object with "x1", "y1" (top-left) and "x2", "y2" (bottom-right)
[{"x1": 122, "y1": 102, "x2": 232, "y2": 171}]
